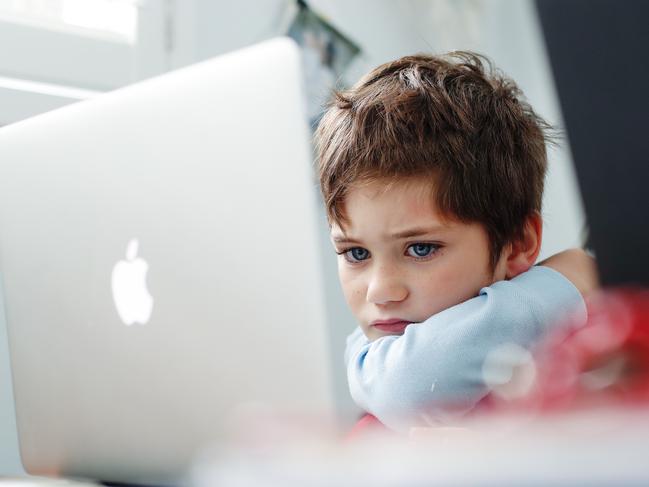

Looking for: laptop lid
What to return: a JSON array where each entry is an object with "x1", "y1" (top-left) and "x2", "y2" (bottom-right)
[{"x1": 0, "y1": 37, "x2": 335, "y2": 484}]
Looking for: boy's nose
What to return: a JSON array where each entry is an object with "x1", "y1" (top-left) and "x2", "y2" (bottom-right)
[{"x1": 366, "y1": 266, "x2": 408, "y2": 305}]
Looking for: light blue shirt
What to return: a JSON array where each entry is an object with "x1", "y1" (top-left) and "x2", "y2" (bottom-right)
[{"x1": 344, "y1": 266, "x2": 587, "y2": 432}]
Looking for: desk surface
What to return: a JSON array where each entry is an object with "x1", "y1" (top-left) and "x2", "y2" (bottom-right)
[
  {"x1": 5, "y1": 409, "x2": 649, "y2": 487},
  {"x1": 0, "y1": 479, "x2": 97, "y2": 487}
]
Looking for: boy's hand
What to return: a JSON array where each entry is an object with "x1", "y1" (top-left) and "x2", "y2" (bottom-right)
[{"x1": 539, "y1": 248, "x2": 599, "y2": 297}]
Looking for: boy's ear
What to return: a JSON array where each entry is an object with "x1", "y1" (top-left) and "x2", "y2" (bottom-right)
[{"x1": 504, "y1": 212, "x2": 543, "y2": 279}]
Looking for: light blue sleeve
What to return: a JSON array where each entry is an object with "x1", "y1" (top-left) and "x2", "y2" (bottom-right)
[{"x1": 344, "y1": 266, "x2": 587, "y2": 432}]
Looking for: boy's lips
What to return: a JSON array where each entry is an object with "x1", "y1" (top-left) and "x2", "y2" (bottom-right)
[{"x1": 371, "y1": 319, "x2": 412, "y2": 334}]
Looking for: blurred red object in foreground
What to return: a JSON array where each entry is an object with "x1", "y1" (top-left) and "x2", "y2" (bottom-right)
[
  {"x1": 345, "y1": 413, "x2": 390, "y2": 441},
  {"x1": 525, "y1": 289, "x2": 649, "y2": 411}
]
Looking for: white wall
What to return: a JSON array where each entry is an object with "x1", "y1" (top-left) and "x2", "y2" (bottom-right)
[{"x1": 0, "y1": 284, "x2": 21, "y2": 475}]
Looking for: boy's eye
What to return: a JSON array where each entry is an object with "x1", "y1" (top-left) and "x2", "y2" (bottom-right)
[
  {"x1": 341, "y1": 247, "x2": 370, "y2": 263},
  {"x1": 406, "y1": 243, "x2": 439, "y2": 259}
]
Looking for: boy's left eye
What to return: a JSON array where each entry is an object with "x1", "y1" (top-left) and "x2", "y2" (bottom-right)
[{"x1": 406, "y1": 243, "x2": 439, "y2": 258}]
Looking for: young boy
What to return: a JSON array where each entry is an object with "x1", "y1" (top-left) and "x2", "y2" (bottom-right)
[{"x1": 314, "y1": 52, "x2": 596, "y2": 433}]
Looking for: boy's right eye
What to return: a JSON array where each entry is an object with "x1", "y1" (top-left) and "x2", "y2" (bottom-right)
[{"x1": 338, "y1": 247, "x2": 371, "y2": 263}]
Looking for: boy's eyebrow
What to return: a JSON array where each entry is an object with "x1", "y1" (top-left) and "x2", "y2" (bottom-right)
[
  {"x1": 390, "y1": 225, "x2": 447, "y2": 239},
  {"x1": 331, "y1": 234, "x2": 359, "y2": 244},
  {"x1": 331, "y1": 225, "x2": 447, "y2": 243}
]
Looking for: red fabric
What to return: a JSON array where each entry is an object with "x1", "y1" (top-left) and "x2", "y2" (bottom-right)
[
  {"x1": 531, "y1": 288, "x2": 649, "y2": 410},
  {"x1": 345, "y1": 413, "x2": 390, "y2": 441},
  {"x1": 483, "y1": 288, "x2": 649, "y2": 413}
]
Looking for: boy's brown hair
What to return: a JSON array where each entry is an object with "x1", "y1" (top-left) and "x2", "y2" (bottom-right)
[{"x1": 315, "y1": 51, "x2": 553, "y2": 268}]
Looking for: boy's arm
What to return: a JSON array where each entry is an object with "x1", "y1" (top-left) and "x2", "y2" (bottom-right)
[
  {"x1": 345, "y1": 264, "x2": 588, "y2": 433},
  {"x1": 540, "y1": 248, "x2": 599, "y2": 296}
]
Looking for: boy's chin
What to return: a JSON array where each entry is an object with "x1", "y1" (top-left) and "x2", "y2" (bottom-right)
[
  {"x1": 366, "y1": 332, "x2": 403, "y2": 342},
  {"x1": 364, "y1": 325, "x2": 412, "y2": 342}
]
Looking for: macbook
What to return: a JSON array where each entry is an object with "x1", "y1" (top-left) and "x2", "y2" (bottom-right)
[{"x1": 0, "y1": 37, "x2": 336, "y2": 485}]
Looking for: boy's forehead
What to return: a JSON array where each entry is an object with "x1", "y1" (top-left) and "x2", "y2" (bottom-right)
[
  {"x1": 330, "y1": 179, "x2": 456, "y2": 239},
  {"x1": 344, "y1": 178, "x2": 436, "y2": 209}
]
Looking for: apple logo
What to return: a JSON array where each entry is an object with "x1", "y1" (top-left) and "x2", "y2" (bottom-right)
[{"x1": 111, "y1": 238, "x2": 154, "y2": 326}]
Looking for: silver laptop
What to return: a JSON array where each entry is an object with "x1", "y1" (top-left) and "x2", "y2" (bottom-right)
[{"x1": 0, "y1": 37, "x2": 335, "y2": 485}]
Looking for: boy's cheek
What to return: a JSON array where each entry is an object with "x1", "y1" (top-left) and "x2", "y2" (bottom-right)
[
  {"x1": 338, "y1": 276, "x2": 371, "y2": 335},
  {"x1": 338, "y1": 274, "x2": 365, "y2": 309}
]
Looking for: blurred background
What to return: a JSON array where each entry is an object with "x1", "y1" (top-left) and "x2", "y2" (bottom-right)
[{"x1": 0, "y1": 0, "x2": 587, "y2": 476}]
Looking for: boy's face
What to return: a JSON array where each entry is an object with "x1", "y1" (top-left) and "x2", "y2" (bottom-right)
[{"x1": 331, "y1": 179, "x2": 506, "y2": 341}]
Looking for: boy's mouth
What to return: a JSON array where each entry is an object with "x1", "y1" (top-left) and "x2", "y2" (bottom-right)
[{"x1": 371, "y1": 319, "x2": 411, "y2": 334}]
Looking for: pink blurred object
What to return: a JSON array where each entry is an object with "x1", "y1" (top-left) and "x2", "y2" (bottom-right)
[
  {"x1": 524, "y1": 288, "x2": 649, "y2": 411},
  {"x1": 345, "y1": 414, "x2": 390, "y2": 441}
]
